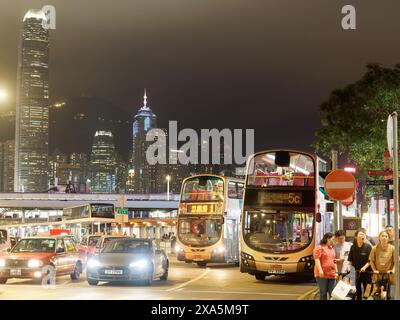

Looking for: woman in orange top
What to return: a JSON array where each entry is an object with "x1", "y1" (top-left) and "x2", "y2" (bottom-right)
[{"x1": 313, "y1": 232, "x2": 338, "y2": 300}]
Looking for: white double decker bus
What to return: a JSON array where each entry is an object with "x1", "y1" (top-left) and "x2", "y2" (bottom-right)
[
  {"x1": 176, "y1": 174, "x2": 244, "y2": 267},
  {"x1": 240, "y1": 149, "x2": 330, "y2": 280}
]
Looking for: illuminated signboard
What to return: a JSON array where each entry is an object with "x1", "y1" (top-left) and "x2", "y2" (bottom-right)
[{"x1": 258, "y1": 192, "x2": 302, "y2": 205}]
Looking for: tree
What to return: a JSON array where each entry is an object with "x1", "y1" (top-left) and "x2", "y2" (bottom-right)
[{"x1": 313, "y1": 63, "x2": 400, "y2": 210}]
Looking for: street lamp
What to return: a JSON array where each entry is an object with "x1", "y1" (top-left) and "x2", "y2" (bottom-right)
[{"x1": 166, "y1": 175, "x2": 171, "y2": 201}]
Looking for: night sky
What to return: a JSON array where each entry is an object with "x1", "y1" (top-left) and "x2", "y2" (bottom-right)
[{"x1": 1, "y1": 0, "x2": 400, "y2": 153}]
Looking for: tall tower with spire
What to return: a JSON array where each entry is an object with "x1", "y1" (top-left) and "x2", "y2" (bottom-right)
[
  {"x1": 131, "y1": 90, "x2": 157, "y2": 193},
  {"x1": 14, "y1": 9, "x2": 50, "y2": 192}
]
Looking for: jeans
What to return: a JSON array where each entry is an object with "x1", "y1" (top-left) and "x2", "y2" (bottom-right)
[{"x1": 316, "y1": 277, "x2": 336, "y2": 300}]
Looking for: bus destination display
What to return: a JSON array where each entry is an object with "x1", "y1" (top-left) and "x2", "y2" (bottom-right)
[{"x1": 258, "y1": 192, "x2": 302, "y2": 205}]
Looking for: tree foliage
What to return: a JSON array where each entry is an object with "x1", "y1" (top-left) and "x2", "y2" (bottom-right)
[{"x1": 313, "y1": 63, "x2": 400, "y2": 178}]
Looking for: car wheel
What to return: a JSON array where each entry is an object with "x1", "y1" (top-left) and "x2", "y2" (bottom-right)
[
  {"x1": 87, "y1": 279, "x2": 98, "y2": 286},
  {"x1": 160, "y1": 265, "x2": 169, "y2": 281},
  {"x1": 197, "y1": 261, "x2": 207, "y2": 267},
  {"x1": 42, "y1": 265, "x2": 56, "y2": 285},
  {"x1": 255, "y1": 273, "x2": 265, "y2": 281},
  {"x1": 70, "y1": 262, "x2": 82, "y2": 280},
  {"x1": 0, "y1": 278, "x2": 8, "y2": 284}
]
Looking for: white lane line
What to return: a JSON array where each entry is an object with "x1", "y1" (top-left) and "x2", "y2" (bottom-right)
[
  {"x1": 166, "y1": 268, "x2": 210, "y2": 292},
  {"x1": 175, "y1": 289, "x2": 299, "y2": 296}
]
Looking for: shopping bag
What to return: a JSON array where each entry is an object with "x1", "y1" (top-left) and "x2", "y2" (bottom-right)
[{"x1": 331, "y1": 280, "x2": 352, "y2": 300}]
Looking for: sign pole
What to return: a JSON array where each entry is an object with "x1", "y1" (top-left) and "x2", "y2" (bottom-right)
[
  {"x1": 332, "y1": 150, "x2": 338, "y2": 231},
  {"x1": 392, "y1": 112, "x2": 400, "y2": 300}
]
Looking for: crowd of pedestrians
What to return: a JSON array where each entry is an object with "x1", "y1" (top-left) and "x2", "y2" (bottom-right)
[{"x1": 313, "y1": 225, "x2": 396, "y2": 300}]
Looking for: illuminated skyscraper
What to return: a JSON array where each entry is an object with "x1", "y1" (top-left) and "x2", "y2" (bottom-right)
[
  {"x1": 14, "y1": 9, "x2": 50, "y2": 192},
  {"x1": 132, "y1": 90, "x2": 157, "y2": 194},
  {"x1": 90, "y1": 131, "x2": 116, "y2": 193}
]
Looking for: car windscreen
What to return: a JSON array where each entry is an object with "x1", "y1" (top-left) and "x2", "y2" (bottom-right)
[
  {"x1": 102, "y1": 239, "x2": 151, "y2": 254},
  {"x1": 12, "y1": 238, "x2": 56, "y2": 253},
  {"x1": 102, "y1": 237, "x2": 127, "y2": 247}
]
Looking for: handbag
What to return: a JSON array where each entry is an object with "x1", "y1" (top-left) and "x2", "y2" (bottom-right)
[{"x1": 331, "y1": 280, "x2": 353, "y2": 300}]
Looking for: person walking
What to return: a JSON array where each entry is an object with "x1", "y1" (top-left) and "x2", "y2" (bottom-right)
[
  {"x1": 384, "y1": 225, "x2": 394, "y2": 245},
  {"x1": 366, "y1": 230, "x2": 395, "y2": 299},
  {"x1": 170, "y1": 232, "x2": 177, "y2": 253},
  {"x1": 348, "y1": 229, "x2": 372, "y2": 300},
  {"x1": 313, "y1": 232, "x2": 338, "y2": 300}
]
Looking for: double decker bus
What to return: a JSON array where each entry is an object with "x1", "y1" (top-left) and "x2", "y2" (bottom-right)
[
  {"x1": 240, "y1": 149, "x2": 330, "y2": 280},
  {"x1": 176, "y1": 174, "x2": 244, "y2": 267}
]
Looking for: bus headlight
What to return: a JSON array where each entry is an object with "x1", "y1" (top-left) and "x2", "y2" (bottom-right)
[
  {"x1": 0, "y1": 259, "x2": 6, "y2": 267},
  {"x1": 241, "y1": 252, "x2": 254, "y2": 261},
  {"x1": 213, "y1": 246, "x2": 225, "y2": 254},
  {"x1": 28, "y1": 259, "x2": 43, "y2": 268}
]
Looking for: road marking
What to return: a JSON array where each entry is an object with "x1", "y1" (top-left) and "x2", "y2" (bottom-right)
[
  {"x1": 176, "y1": 289, "x2": 299, "y2": 296},
  {"x1": 297, "y1": 287, "x2": 318, "y2": 300},
  {"x1": 166, "y1": 268, "x2": 210, "y2": 292}
]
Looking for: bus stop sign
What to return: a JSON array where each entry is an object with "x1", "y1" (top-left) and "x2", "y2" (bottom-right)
[{"x1": 324, "y1": 170, "x2": 356, "y2": 201}]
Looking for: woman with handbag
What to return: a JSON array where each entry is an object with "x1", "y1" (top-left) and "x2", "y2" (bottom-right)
[{"x1": 313, "y1": 232, "x2": 338, "y2": 300}]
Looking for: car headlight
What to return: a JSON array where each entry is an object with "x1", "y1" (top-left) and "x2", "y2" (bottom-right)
[
  {"x1": 213, "y1": 246, "x2": 225, "y2": 253},
  {"x1": 129, "y1": 259, "x2": 148, "y2": 269},
  {"x1": 175, "y1": 245, "x2": 183, "y2": 252},
  {"x1": 87, "y1": 259, "x2": 101, "y2": 268},
  {"x1": 0, "y1": 259, "x2": 6, "y2": 267},
  {"x1": 28, "y1": 259, "x2": 43, "y2": 268}
]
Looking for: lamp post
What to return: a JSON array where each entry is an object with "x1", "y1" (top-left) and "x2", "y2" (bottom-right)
[{"x1": 166, "y1": 175, "x2": 171, "y2": 201}]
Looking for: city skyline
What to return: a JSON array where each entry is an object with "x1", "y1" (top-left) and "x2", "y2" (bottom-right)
[{"x1": 2, "y1": 1, "x2": 400, "y2": 154}]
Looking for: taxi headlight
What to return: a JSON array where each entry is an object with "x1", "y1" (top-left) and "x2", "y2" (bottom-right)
[
  {"x1": 129, "y1": 259, "x2": 148, "y2": 269},
  {"x1": 0, "y1": 259, "x2": 6, "y2": 267},
  {"x1": 87, "y1": 258, "x2": 101, "y2": 269},
  {"x1": 175, "y1": 245, "x2": 183, "y2": 252},
  {"x1": 28, "y1": 259, "x2": 43, "y2": 268}
]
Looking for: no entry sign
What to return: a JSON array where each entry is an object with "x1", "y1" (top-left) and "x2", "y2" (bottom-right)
[{"x1": 324, "y1": 170, "x2": 356, "y2": 201}]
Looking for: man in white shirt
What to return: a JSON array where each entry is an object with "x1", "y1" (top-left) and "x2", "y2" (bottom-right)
[{"x1": 334, "y1": 230, "x2": 352, "y2": 274}]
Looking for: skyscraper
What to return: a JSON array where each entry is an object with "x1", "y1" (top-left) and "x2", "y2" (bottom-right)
[
  {"x1": 14, "y1": 9, "x2": 50, "y2": 192},
  {"x1": 90, "y1": 131, "x2": 116, "y2": 193},
  {"x1": 132, "y1": 90, "x2": 157, "y2": 194},
  {"x1": 1, "y1": 140, "x2": 15, "y2": 192}
]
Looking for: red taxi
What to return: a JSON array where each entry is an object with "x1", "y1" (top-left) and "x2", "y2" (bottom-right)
[{"x1": 0, "y1": 236, "x2": 83, "y2": 284}]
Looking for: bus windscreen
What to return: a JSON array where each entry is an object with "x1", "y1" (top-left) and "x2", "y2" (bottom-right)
[{"x1": 91, "y1": 204, "x2": 115, "y2": 218}]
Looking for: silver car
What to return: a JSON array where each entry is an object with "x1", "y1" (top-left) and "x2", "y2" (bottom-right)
[{"x1": 86, "y1": 238, "x2": 169, "y2": 286}]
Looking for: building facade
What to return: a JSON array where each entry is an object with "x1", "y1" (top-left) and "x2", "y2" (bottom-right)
[
  {"x1": 14, "y1": 9, "x2": 50, "y2": 192},
  {"x1": 0, "y1": 140, "x2": 15, "y2": 192},
  {"x1": 90, "y1": 131, "x2": 116, "y2": 193},
  {"x1": 132, "y1": 90, "x2": 157, "y2": 194}
]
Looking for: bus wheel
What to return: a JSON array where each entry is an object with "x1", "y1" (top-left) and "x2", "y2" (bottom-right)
[
  {"x1": 197, "y1": 262, "x2": 207, "y2": 267},
  {"x1": 0, "y1": 278, "x2": 7, "y2": 284},
  {"x1": 255, "y1": 273, "x2": 265, "y2": 281}
]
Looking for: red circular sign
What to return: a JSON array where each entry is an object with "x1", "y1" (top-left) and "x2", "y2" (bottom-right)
[
  {"x1": 324, "y1": 170, "x2": 356, "y2": 201},
  {"x1": 341, "y1": 195, "x2": 355, "y2": 206}
]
